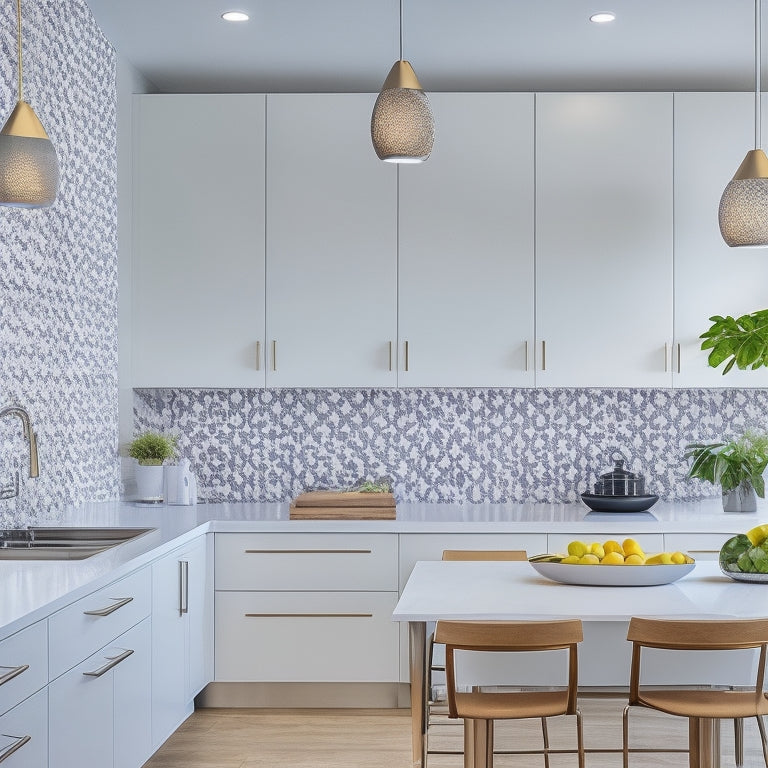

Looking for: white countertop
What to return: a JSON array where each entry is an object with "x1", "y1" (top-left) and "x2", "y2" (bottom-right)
[
  {"x1": 392, "y1": 559, "x2": 761, "y2": 622},
  {"x1": 0, "y1": 496, "x2": 759, "y2": 641}
]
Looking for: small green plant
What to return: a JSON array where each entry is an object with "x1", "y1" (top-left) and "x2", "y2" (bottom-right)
[
  {"x1": 700, "y1": 310, "x2": 768, "y2": 374},
  {"x1": 684, "y1": 430, "x2": 768, "y2": 497},
  {"x1": 128, "y1": 431, "x2": 178, "y2": 466}
]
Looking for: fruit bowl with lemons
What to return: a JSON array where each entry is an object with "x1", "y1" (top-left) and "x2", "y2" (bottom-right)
[
  {"x1": 719, "y1": 524, "x2": 768, "y2": 583},
  {"x1": 528, "y1": 538, "x2": 696, "y2": 586}
]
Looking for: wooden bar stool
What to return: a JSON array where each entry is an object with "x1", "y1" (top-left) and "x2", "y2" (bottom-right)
[
  {"x1": 435, "y1": 618, "x2": 585, "y2": 768},
  {"x1": 425, "y1": 550, "x2": 529, "y2": 767},
  {"x1": 623, "y1": 617, "x2": 768, "y2": 768}
]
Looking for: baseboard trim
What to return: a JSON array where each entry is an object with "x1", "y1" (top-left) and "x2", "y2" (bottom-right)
[{"x1": 196, "y1": 682, "x2": 411, "y2": 708}]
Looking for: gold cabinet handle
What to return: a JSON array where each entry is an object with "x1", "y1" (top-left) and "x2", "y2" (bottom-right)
[
  {"x1": 664, "y1": 342, "x2": 668, "y2": 373},
  {"x1": 524, "y1": 340, "x2": 529, "y2": 372},
  {"x1": 677, "y1": 342, "x2": 681, "y2": 374},
  {"x1": 388, "y1": 341, "x2": 393, "y2": 371},
  {"x1": 404, "y1": 341, "x2": 409, "y2": 372},
  {"x1": 83, "y1": 596, "x2": 133, "y2": 617},
  {"x1": 0, "y1": 664, "x2": 28, "y2": 688},
  {"x1": 541, "y1": 340, "x2": 546, "y2": 371},
  {"x1": 271, "y1": 340, "x2": 277, "y2": 372},
  {"x1": 82, "y1": 648, "x2": 134, "y2": 678},
  {"x1": 255, "y1": 340, "x2": 261, "y2": 371},
  {"x1": 0, "y1": 734, "x2": 31, "y2": 763},
  {"x1": 245, "y1": 613, "x2": 373, "y2": 619}
]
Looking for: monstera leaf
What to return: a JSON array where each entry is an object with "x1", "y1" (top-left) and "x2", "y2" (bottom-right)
[{"x1": 700, "y1": 310, "x2": 768, "y2": 374}]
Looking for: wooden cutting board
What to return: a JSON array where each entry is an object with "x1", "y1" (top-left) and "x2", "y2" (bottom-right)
[{"x1": 290, "y1": 490, "x2": 396, "y2": 519}]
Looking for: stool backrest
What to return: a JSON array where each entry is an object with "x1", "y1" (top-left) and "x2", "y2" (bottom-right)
[
  {"x1": 441, "y1": 550, "x2": 528, "y2": 561},
  {"x1": 434, "y1": 619, "x2": 583, "y2": 718},
  {"x1": 626, "y1": 617, "x2": 768, "y2": 703}
]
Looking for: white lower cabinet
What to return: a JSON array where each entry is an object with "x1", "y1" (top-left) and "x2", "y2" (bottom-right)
[
  {"x1": 48, "y1": 617, "x2": 151, "y2": 768},
  {"x1": 0, "y1": 688, "x2": 47, "y2": 767},
  {"x1": 214, "y1": 533, "x2": 399, "y2": 683},
  {"x1": 151, "y1": 535, "x2": 212, "y2": 749}
]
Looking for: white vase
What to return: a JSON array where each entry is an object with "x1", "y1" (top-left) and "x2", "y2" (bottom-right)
[
  {"x1": 135, "y1": 463, "x2": 164, "y2": 502},
  {"x1": 722, "y1": 481, "x2": 757, "y2": 513}
]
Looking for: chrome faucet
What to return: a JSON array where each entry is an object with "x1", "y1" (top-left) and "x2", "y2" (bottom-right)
[{"x1": 0, "y1": 405, "x2": 39, "y2": 478}]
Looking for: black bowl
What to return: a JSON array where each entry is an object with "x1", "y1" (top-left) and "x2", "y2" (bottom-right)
[{"x1": 580, "y1": 493, "x2": 659, "y2": 513}]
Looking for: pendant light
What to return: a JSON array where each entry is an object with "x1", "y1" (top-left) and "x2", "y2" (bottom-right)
[
  {"x1": 719, "y1": 0, "x2": 768, "y2": 247},
  {"x1": 370, "y1": 0, "x2": 434, "y2": 163},
  {"x1": 0, "y1": 0, "x2": 59, "y2": 208}
]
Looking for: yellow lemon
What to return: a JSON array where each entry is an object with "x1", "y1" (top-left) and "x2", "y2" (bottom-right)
[
  {"x1": 646, "y1": 552, "x2": 673, "y2": 565},
  {"x1": 623, "y1": 538, "x2": 645, "y2": 558},
  {"x1": 624, "y1": 553, "x2": 645, "y2": 565},
  {"x1": 746, "y1": 524, "x2": 768, "y2": 546},
  {"x1": 601, "y1": 551, "x2": 625, "y2": 565},
  {"x1": 603, "y1": 540, "x2": 624, "y2": 556},
  {"x1": 561, "y1": 555, "x2": 580, "y2": 564},
  {"x1": 578, "y1": 553, "x2": 600, "y2": 565},
  {"x1": 589, "y1": 542, "x2": 606, "y2": 559},
  {"x1": 670, "y1": 551, "x2": 688, "y2": 564},
  {"x1": 567, "y1": 540, "x2": 588, "y2": 558}
]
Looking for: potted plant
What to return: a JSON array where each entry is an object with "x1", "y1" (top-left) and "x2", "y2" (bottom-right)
[
  {"x1": 700, "y1": 309, "x2": 768, "y2": 374},
  {"x1": 128, "y1": 431, "x2": 178, "y2": 501},
  {"x1": 684, "y1": 430, "x2": 768, "y2": 512}
]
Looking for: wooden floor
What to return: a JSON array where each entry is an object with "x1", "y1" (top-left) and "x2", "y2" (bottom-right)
[{"x1": 143, "y1": 697, "x2": 765, "y2": 768}]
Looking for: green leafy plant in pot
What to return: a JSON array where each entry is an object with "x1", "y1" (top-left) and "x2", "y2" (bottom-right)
[
  {"x1": 128, "y1": 431, "x2": 178, "y2": 501},
  {"x1": 684, "y1": 430, "x2": 768, "y2": 513}
]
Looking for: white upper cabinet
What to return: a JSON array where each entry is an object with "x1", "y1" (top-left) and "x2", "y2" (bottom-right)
[
  {"x1": 132, "y1": 94, "x2": 266, "y2": 388},
  {"x1": 673, "y1": 92, "x2": 768, "y2": 387},
  {"x1": 265, "y1": 94, "x2": 398, "y2": 387},
  {"x1": 535, "y1": 93, "x2": 674, "y2": 387},
  {"x1": 398, "y1": 93, "x2": 535, "y2": 387}
]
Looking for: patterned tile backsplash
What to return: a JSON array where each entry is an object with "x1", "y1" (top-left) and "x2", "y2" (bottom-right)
[
  {"x1": 0, "y1": 0, "x2": 118, "y2": 526},
  {"x1": 134, "y1": 388, "x2": 768, "y2": 504}
]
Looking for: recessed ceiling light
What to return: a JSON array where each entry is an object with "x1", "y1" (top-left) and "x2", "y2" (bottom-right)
[
  {"x1": 222, "y1": 11, "x2": 249, "y2": 22},
  {"x1": 590, "y1": 12, "x2": 616, "y2": 23}
]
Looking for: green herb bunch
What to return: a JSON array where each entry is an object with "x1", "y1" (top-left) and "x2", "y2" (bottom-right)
[
  {"x1": 128, "y1": 431, "x2": 178, "y2": 466},
  {"x1": 684, "y1": 429, "x2": 768, "y2": 497}
]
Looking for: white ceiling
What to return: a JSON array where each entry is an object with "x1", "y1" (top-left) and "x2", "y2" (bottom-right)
[{"x1": 84, "y1": 0, "x2": 762, "y2": 94}]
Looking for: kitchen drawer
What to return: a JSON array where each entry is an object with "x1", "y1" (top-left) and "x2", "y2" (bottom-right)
[
  {"x1": 664, "y1": 532, "x2": 734, "y2": 561},
  {"x1": 215, "y1": 533, "x2": 398, "y2": 591},
  {"x1": 547, "y1": 532, "x2": 664, "y2": 554},
  {"x1": 215, "y1": 591, "x2": 400, "y2": 682},
  {"x1": 0, "y1": 621, "x2": 46, "y2": 717},
  {"x1": 49, "y1": 566, "x2": 151, "y2": 680},
  {"x1": 398, "y1": 533, "x2": 547, "y2": 589},
  {"x1": 0, "y1": 687, "x2": 47, "y2": 768}
]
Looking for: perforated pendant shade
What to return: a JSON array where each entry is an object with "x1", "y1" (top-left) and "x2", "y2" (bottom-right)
[
  {"x1": 371, "y1": 60, "x2": 434, "y2": 163},
  {"x1": 719, "y1": 150, "x2": 768, "y2": 247},
  {"x1": 0, "y1": 100, "x2": 59, "y2": 208}
]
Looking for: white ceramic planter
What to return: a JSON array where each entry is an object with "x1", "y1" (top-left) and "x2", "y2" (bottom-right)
[{"x1": 134, "y1": 463, "x2": 164, "y2": 502}]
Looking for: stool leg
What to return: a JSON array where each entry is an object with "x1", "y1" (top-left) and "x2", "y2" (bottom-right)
[
  {"x1": 471, "y1": 719, "x2": 490, "y2": 768},
  {"x1": 622, "y1": 705, "x2": 631, "y2": 768},
  {"x1": 463, "y1": 719, "x2": 474, "y2": 768},
  {"x1": 576, "y1": 709, "x2": 585, "y2": 768},
  {"x1": 735, "y1": 718, "x2": 744, "y2": 768},
  {"x1": 541, "y1": 716, "x2": 550, "y2": 768}
]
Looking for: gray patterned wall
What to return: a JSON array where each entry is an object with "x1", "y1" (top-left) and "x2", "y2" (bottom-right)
[
  {"x1": 0, "y1": 0, "x2": 118, "y2": 525},
  {"x1": 134, "y1": 388, "x2": 768, "y2": 504}
]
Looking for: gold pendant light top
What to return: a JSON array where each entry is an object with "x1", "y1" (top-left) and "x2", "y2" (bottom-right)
[
  {"x1": 1, "y1": 100, "x2": 50, "y2": 139},
  {"x1": 730, "y1": 148, "x2": 768, "y2": 181},
  {"x1": 380, "y1": 60, "x2": 424, "y2": 92}
]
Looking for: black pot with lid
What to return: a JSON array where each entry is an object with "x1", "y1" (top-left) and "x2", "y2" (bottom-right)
[{"x1": 593, "y1": 450, "x2": 645, "y2": 496}]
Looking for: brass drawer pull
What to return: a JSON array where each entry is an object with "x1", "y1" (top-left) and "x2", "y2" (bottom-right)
[
  {"x1": 404, "y1": 341, "x2": 409, "y2": 372},
  {"x1": 524, "y1": 340, "x2": 529, "y2": 372},
  {"x1": 83, "y1": 596, "x2": 133, "y2": 617},
  {"x1": 388, "y1": 341, "x2": 393, "y2": 371},
  {"x1": 244, "y1": 549, "x2": 372, "y2": 554},
  {"x1": 0, "y1": 734, "x2": 31, "y2": 763},
  {"x1": 272, "y1": 340, "x2": 277, "y2": 371},
  {"x1": 245, "y1": 613, "x2": 373, "y2": 619},
  {"x1": 677, "y1": 342, "x2": 681, "y2": 374},
  {"x1": 664, "y1": 342, "x2": 668, "y2": 373},
  {"x1": 0, "y1": 664, "x2": 28, "y2": 688},
  {"x1": 82, "y1": 648, "x2": 134, "y2": 678},
  {"x1": 541, "y1": 340, "x2": 546, "y2": 371},
  {"x1": 255, "y1": 340, "x2": 261, "y2": 371}
]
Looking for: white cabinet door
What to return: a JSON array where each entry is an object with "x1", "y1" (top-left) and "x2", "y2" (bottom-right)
[
  {"x1": 265, "y1": 93, "x2": 398, "y2": 387},
  {"x1": 0, "y1": 688, "x2": 47, "y2": 768},
  {"x1": 151, "y1": 535, "x2": 211, "y2": 749},
  {"x1": 398, "y1": 93, "x2": 535, "y2": 387},
  {"x1": 673, "y1": 92, "x2": 768, "y2": 386},
  {"x1": 535, "y1": 93, "x2": 674, "y2": 387},
  {"x1": 133, "y1": 94, "x2": 267, "y2": 387}
]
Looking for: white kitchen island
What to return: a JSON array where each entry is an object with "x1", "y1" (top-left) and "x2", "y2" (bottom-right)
[{"x1": 393, "y1": 559, "x2": 768, "y2": 768}]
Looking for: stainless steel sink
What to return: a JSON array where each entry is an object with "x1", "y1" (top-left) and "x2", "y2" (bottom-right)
[{"x1": 0, "y1": 527, "x2": 156, "y2": 560}]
